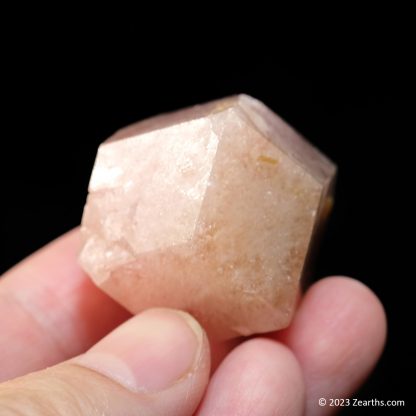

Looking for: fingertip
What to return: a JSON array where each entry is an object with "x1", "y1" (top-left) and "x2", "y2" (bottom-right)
[
  {"x1": 75, "y1": 308, "x2": 210, "y2": 394},
  {"x1": 303, "y1": 276, "x2": 387, "y2": 354},
  {"x1": 198, "y1": 338, "x2": 305, "y2": 416},
  {"x1": 278, "y1": 276, "x2": 387, "y2": 415}
]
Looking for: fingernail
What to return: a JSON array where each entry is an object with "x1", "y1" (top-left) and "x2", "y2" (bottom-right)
[{"x1": 73, "y1": 309, "x2": 203, "y2": 393}]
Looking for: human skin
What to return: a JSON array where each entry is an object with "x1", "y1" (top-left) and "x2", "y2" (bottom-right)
[{"x1": 0, "y1": 229, "x2": 386, "y2": 415}]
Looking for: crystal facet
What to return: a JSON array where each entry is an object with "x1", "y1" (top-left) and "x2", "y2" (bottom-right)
[{"x1": 80, "y1": 95, "x2": 336, "y2": 339}]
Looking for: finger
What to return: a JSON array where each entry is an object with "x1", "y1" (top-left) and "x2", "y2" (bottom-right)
[
  {"x1": 0, "y1": 308, "x2": 210, "y2": 416},
  {"x1": 277, "y1": 276, "x2": 387, "y2": 416},
  {"x1": 197, "y1": 338, "x2": 305, "y2": 416},
  {"x1": 0, "y1": 229, "x2": 131, "y2": 381}
]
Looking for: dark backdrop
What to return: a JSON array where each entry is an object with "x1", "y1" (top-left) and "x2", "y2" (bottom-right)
[{"x1": 1, "y1": 20, "x2": 414, "y2": 414}]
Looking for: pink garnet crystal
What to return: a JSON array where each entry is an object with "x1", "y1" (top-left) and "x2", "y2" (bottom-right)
[{"x1": 80, "y1": 95, "x2": 336, "y2": 339}]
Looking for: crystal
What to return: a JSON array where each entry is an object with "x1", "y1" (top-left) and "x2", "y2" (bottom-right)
[{"x1": 80, "y1": 95, "x2": 336, "y2": 339}]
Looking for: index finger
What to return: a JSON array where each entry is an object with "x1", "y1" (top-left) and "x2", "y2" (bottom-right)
[{"x1": 0, "y1": 228, "x2": 131, "y2": 382}]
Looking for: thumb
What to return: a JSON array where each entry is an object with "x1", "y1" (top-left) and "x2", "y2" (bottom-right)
[{"x1": 0, "y1": 309, "x2": 210, "y2": 416}]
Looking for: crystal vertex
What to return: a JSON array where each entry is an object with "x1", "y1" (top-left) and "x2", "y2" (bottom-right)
[{"x1": 80, "y1": 95, "x2": 336, "y2": 339}]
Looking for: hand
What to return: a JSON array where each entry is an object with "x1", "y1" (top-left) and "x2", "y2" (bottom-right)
[{"x1": 0, "y1": 229, "x2": 386, "y2": 415}]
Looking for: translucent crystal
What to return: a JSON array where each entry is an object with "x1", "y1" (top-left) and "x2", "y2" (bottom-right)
[{"x1": 80, "y1": 95, "x2": 336, "y2": 339}]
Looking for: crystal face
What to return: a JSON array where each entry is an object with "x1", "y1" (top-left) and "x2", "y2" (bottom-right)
[{"x1": 80, "y1": 95, "x2": 336, "y2": 339}]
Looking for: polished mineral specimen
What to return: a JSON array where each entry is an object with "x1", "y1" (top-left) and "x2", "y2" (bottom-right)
[{"x1": 80, "y1": 95, "x2": 336, "y2": 339}]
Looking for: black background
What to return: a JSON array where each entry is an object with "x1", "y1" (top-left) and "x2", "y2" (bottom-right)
[{"x1": 1, "y1": 17, "x2": 414, "y2": 414}]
